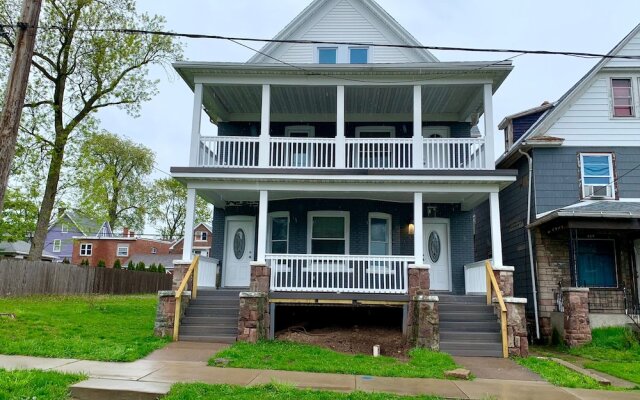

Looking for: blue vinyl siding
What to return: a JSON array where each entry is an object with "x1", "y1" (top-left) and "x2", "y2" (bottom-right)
[{"x1": 512, "y1": 111, "x2": 546, "y2": 143}]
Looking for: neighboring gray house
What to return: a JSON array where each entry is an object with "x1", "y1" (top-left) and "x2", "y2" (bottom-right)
[
  {"x1": 476, "y1": 23, "x2": 640, "y2": 342},
  {"x1": 45, "y1": 209, "x2": 112, "y2": 262},
  {"x1": 0, "y1": 240, "x2": 58, "y2": 261}
]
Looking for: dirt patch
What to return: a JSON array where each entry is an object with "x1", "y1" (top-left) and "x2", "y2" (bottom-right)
[{"x1": 276, "y1": 326, "x2": 409, "y2": 359}]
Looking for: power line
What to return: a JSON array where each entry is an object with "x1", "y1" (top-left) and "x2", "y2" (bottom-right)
[{"x1": 1, "y1": 23, "x2": 639, "y2": 60}]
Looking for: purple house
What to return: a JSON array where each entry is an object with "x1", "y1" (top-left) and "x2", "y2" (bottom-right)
[{"x1": 45, "y1": 209, "x2": 112, "y2": 262}]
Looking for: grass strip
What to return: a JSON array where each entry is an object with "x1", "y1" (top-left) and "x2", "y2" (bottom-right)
[{"x1": 0, "y1": 368, "x2": 84, "y2": 400}]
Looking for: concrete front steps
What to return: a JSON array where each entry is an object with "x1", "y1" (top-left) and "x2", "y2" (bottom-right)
[
  {"x1": 438, "y1": 294, "x2": 503, "y2": 357},
  {"x1": 178, "y1": 289, "x2": 241, "y2": 343}
]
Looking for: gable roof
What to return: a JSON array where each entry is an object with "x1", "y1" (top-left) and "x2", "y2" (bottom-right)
[
  {"x1": 49, "y1": 210, "x2": 105, "y2": 236},
  {"x1": 0, "y1": 240, "x2": 59, "y2": 261},
  {"x1": 497, "y1": 22, "x2": 640, "y2": 167},
  {"x1": 170, "y1": 222, "x2": 213, "y2": 250},
  {"x1": 247, "y1": 0, "x2": 438, "y2": 64}
]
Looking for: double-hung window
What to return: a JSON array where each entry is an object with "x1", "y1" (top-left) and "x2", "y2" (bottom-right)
[
  {"x1": 318, "y1": 48, "x2": 337, "y2": 64},
  {"x1": 80, "y1": 243, "x2": 92, "y2": 256},
  {"x1": 195, "y1": 231, "x2": 207, "y2": 241},
  {"x1": 576, "y1": 239, "x2": 617, "y2": 288},
  {"x1": 580, "y1": 153, "x2": 615, "y2": 199},
  {"x1": 308, "y1": 211, "x2": 349, "y2": 255},
  {"x1": 369, "y1": 213, "x2": 391, "y2": 255},
  {"x1": 117, "y1": 244, "x2": 129, "y2": 257},
  {"x1": 268, "y1": 212, "x2": 289, "y2": 254},
  {"x1": 611, "y1": 78, "x2": 634, "y2": 117},
  {"x1": 52, "y1": 239, "x2": 62, "y2": 253}
]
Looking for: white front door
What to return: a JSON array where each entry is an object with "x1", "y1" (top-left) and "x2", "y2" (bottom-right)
[
  {"x1": 224, "y1": 217, "x2": 255, "y2": 287},
  {"x1": 423, "y1": 219, "x2": 451, "y2": 291},
  {"x1": 635, "y1": 240, "x2": 640, "y2": 303}
]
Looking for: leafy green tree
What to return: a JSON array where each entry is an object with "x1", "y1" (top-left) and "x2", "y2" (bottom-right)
[
  {"x1": 0, "y1": 0, "x2": 182, "y2": 260},
  {"x1": 127, "y1": 260, "x2": 135, "y2": 270},
  {"x1": 149, "y1": 178, "x2": 212, "y2": 241},
  {"x1": 136, "y1": 261, "x2": 146, "y2": 271},
  {"x1": 113, "y1": 259, "x2": 122, "y2": 269},
  {"x1": 0, "y1": 187, "x2": 38, "y2": 242},
  {"x1": 157, "y1": 263, "x2": 165, "y2": 274},
  {"x1": 148, "y1": 263, "x2": 157, "y2": 272},
  {"x1": 76, "y1": 131, "x2": 154, "y2": 230}
]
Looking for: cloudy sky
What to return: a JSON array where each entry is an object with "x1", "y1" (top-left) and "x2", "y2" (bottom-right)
[{"x1": 97, "y1": 0, "x2": 640, "y2": 177}]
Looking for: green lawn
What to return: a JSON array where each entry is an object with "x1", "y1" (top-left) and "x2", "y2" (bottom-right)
[
  {"x1": 211, "y1": 341, "x2": 459, "y2": 379},
  {"x1": 515, "y1": 357, "x2": 610, "y2": 390},
  {"x1": 0, "y1": 295, "x2": 169, "y2": 361},
  {"x1": 0, "y1": 369, "x2": 84, "y2": 400},
  {"x1": 164, "y1": 383, "x2": 443, "y2": 400}
]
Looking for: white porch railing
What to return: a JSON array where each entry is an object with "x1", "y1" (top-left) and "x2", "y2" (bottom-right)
[
  {"x1": 346, "y1": 138, "x2": 413, "y2": 169},
  {"x1": 423, "y1": 138, "x2": 486, "y2": 170},
  {"x1": 270, "y1": 137, "x2": 336, "y2": 169},
  {"x1": 266, "y1": 254, "x2": 412, "y2": 294},
  {"x1": 199, "y1": 136, "x2": 260, "y2": 168}
]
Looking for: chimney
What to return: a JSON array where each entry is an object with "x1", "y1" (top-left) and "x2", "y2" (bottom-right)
[{"x1": 123, "y1": 227, "x2": 129, "y2": 237}]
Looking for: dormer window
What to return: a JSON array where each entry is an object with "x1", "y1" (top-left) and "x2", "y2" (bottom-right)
[
  {"x1": 579, "y1": 153, "x2": 615, "y2": 199},
  {"x1": 318, "y1": 48, "x2": 337, "y2": 64},
  {"x1": 349, "y1": 47, "x2": 368, "y2": 64},
  {"x1": 611, "y1": 78, "x2": 634, "y2": 117}
]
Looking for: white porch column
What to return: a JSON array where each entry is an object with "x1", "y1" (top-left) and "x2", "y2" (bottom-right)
[
  {"x1": 413, "y1": 192, "x2": 424, "y2": 264},
  {"x1": 189, "y1": 83, "x2": 203, "y2": 166},
  {"x1": 259, "y1": 84, "x2": 271, "y2": 167},
  {"x1": 489, "y1": 192, "x2": 504, "y2": 267},
  {"x1": 256, "y1": 190, "x2": 269, "y2": 263},
  {"x1": 412, "y1": 85, "x2": 423, "y2": 169},
  {"x1": 182, "y1": 188, "x2": 197, "y2": 261},
  {"x1": 336, "y1": 85, "x2": 346, "y2": 168},
  {"x1": 483, "y1": 83, "x2": 496, "y2": 170}
]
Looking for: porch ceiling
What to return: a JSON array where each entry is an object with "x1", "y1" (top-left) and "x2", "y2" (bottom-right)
[{"x1": 203, "y1": 83, "x2": 484, "y2": 123}]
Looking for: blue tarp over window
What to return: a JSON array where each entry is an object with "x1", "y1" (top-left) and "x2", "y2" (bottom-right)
[{"x1": 576, "y1": 239, "x2": 617, "y2": 287}]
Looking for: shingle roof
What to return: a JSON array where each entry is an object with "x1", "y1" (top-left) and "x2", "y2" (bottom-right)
[
  {"x1": 530, "y1": 201, "x2": 640, "y2": 228},
  {"x1": 64, "y1": 210, "x2": 104, "y2": 236},
  {"x1": 0, "y1": 240, "x2": 59, "y2": 261}
]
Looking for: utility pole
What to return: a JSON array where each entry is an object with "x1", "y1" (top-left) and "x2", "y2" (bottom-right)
[{"x1": 0, "y1": 0, "x2": 43, "y2": 214}]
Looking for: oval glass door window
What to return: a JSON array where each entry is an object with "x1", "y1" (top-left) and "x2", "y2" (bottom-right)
[
  {"x1": 428, "y1": 231, "x2": 441, "y2": 263},
  {"x1": 233, "y1": 229, "x2": 246, "y2": 260}
]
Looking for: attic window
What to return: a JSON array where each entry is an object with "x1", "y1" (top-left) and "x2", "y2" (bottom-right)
[
  {"x1": 611, "y1": 78, "x2": 634, "y2": 117},
  {"x1": 350, "y1": 48, "x2": 368, "y2": 64},
  {"x1": 318, "y1": 48, "x2": 337, "y2": 64}
]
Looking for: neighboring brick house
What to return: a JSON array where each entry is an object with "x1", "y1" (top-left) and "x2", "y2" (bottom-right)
[
  {"x1": 170, "y1": 223, "x2": 213, "y2": 257},
  {"x1": 45, "y1": 208, "x2": 111, "y2": 262},
  {"x1": 71, "y1": 228, "x2": 173, "y2": 267},
  {"x1": 475, "y1": 23, "x2": 640, "y2": 342}
]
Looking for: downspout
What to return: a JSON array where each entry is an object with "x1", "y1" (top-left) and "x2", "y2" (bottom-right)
[{"x1": 519, "y1": 148, "x2": 541, "y2": 340}]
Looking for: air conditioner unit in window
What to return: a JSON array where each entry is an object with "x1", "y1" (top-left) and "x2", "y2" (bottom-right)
[{"x1": 584, "y1": 184, "x2": 611, "y2": 199}]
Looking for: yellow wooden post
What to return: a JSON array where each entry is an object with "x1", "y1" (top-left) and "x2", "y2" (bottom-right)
[
  {"x1": 173, "y1": 296, "x2": 181, "y2": 341},
  {"x1": 501, "y1": 310, "x2": 508, "y2": 358}
]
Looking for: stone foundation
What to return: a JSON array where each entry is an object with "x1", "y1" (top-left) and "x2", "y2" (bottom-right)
[
  {"x1": 408, "y1": 264, "x2": 430, "y2": 297},
  {"x1": 249, "y1": 262, "x2": 271, "y2": 293},
  {"x1": 562, "y1": 287, "x2": 592, "y2": 347},
  {"x1": 238, "y1": 292, "x2": 269, "y2": 342},
  {"x1": 154, "y1": 290, "x2": 190, "y2": 337},
  {"x1": 172, "y1": 260, "x2": 193, "y2": 290},
  {"x1": 493, "y1": 266, "x2": 514, "y2": 297},
  {"x1": 406, "y1": 295, "x2": 440, "y2": 350},
  {"x1": 504, "y1": 298, "x2": 528, "y2": 357}
]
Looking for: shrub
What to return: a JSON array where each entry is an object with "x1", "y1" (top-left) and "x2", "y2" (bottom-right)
[
  {"x1": 62, "y1": 258, "x2": 70, "y2": 264},
  {"x1": 148, "y1": 263, "x2": 158, "y2": 272},
  {"x1": 96, "y1": 260, "x2": 106, "y2": 268},
  {"x1": 136, "y1": 261, "x2": 146, "y2": 271},
  {"x1": 113, "y1": 259, "x2": 122, "y2": 269},
  {"x1": 157, "y1": 264, "x2": 166, "y2": 273},
  {"x1": 80, "y1": 259, "x2": 89, "y2": 266},
  {"x1": 127, "y1": 260, "x2": 135, "y2": 270}
]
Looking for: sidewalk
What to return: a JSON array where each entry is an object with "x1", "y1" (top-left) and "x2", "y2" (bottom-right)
[{"x1": 1, "y1": 352, "x2": 639, "y2": 400}]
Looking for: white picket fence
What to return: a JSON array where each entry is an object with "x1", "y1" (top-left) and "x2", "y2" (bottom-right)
[{"x1": 266, "y1": 254, "x2": 412, "y2": 294}]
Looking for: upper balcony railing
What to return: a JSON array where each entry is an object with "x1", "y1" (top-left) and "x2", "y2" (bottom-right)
[{"x1": 199, "y1": 136, "x2": 487, "y2": 170}]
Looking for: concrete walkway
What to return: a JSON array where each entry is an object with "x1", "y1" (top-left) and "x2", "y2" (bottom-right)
[{"x1": 1, "y1": 352, "x2": 639, "y2": 400}]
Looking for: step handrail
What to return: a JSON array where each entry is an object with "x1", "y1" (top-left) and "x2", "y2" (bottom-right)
[
  {"x1": 485, "y1": 260, "x2": 508, "y2": 358},
  {"x1": 173, "y1": 256, "x2": 200, "y2": 341}
]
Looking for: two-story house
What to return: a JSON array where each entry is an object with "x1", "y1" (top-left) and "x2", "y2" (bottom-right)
[
  {"x1": 45, "y1": 208, "x2": 111, "y2": 262},
  {"x1": 479, "y1": 23, "x2": 640, "y2": 342},
  {"x1": 170, "y1": 0, "x2": 518, "y2": 354},
  {"x1": 170, "y1": 222, "x2": 213, "y2": 257}
]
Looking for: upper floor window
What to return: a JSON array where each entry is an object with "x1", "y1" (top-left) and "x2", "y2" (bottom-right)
[
  {"x1": 268, "y1": 212, "x2": 289, "y2": 254},
  {"x1": 117, "y1": 244, "x2": 129, "y2": 257},
  {"x1": 611, "y1": 78, "x2": 634, "y2": 117},
  {"x1": 61, "y1": 224, "x2": 67, "y2": 233},
  {"x1": 350, "y1": 47, "x2": 369, "y2": 64},
  {"x1": 52, "y1": 239, "x2": 62, "y2": 253},
  {"x1": 80, "y1": 243, "x2": 92, "y2": 256},
  {"x1": 318, "y1": 48, "x2": 337, "y2": 64},
  {"x1": 195, "y1": 231, "x2": 207, "y2": 241},
  {"x1": 151, "y1": 247, "x2": 158, "y2": 254},
  {"x1": 580, "y1": 153, "x2": 615, "y2": 199}
]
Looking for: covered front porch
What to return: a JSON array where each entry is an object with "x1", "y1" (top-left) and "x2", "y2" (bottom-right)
[{"x1": 174, "y1": 172, "x2": 516, "y2": 297}]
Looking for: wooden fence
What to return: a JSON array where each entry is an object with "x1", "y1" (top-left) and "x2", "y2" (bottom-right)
[{"x1": 0, "y1": 259, "x2": 172, "y2": 296}]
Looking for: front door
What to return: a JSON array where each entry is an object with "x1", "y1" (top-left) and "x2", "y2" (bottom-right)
[
  {"x1": 423, "y1": 219, "x2": 451, "y2": 291},
  {"x1": 224, "y1": 217, "x2": 255, "y2": 287}
]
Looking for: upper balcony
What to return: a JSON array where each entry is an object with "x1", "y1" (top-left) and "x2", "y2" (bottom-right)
[{"x1": 175, "y1": 62, "x2": 514, "y2": 172}]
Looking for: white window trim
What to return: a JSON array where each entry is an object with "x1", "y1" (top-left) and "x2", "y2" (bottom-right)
[
  {"x1": 195, "y1": 231, "x2": 208, "y2": 242},
  {"x1": 579, "y1": 153, "x2": 616, "y2": 200},
  {"x1": 79, "y1": 243, "x2": 92, "y2": 256},
  {"x1": 317, "y1": 45, "x2": 371, "y2": 64},
  {"x1": 52, "y1": 239, "x2": 62, "y2": 253},
  {"x1": 609, "y1": 77, "x2": 636, "y2": 118},
  {"x1": 355, "y1": 126, "x2": 396, "y2": 138},
  {"x1": 267, "y1": 211, "x2": 290, "y2": 253},
  {"x1": 284, "y1": 125, "x2": 316, "y2": 137},
  {"x1": 349, "y1": 46, "x2": 370, "y2": 64},
  {"x1": 368, "y1": 212, "x2": 392, "y2": 255},
  {"x1": 117, "y1": 244, "x2": 129, "y2": 257},
  {"x1": 317, "y1": 46, "x2": 338, "y2": 64},
  {"x1": 151, "y1": 247, "x2": 158, "y2": 254},
  {"x1": 307, "y1": 211, "x2": 350, "y2": 255},
  {"x1": 60, "y1": 224, "x2": 68, "y2": 233}
]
